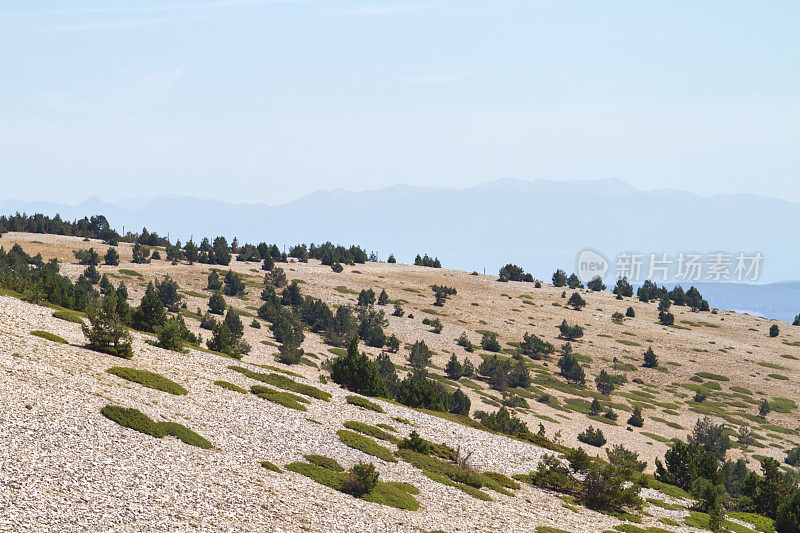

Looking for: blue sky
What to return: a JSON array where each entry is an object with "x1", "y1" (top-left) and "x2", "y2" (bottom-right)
[{"x1": 1, "y1": 0, "x2": 798, "y2": 205}]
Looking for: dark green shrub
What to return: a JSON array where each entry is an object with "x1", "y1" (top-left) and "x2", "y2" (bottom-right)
[
  {"x1": 587, "y1": 276, "x2": 605, "y2": 291},
  {"x1": 330, "y1": 335, "x2": 387, "y2": 397},
  {"x1": 770, "y1": 324, "x2": 780, "y2": 337},
  {"x1": 643, "y1": 346, "x2": 658, "y2": 368},
  {"x1": 557, "y1": 320, "x2": 584, "y2": 341},
  {"x1": 482, "y1": 406, "x2": 529, "y2": 438},
  {"x1": 568, "y1": 292, "x2": 586, "y2": 310},
  {"x1": 207, "y1": 270, "x2": 223, "y2": 291},
  {"x1": 480, "y1": 332, "x2": 501, "y2": 352},
  {"x1": 208, "y1": 292, "x2": 226, "y2": 315},
  {"x1": 398, "y1": 430, "x2": 430, "y2": 454},
  {"x1": 626, "y1": 306, "x2": 635, "y2": 317},
  {"x1": 577, "y1": 426, "x2": 606, "y2": 447},
  {"x1": 557, "y1": 352, "x2": 586, "y2": 385},
  {"x1": 155, "y1": 276, "x2": 181, "y2": 310},
  {"x1": 627, "y1": 406, "x2": 644, "y2": 427},
  {"x1": 449, "y1": 388, "x2": 471, "y2": 415},
  {"x1": 498, "y1": 264, "x2": 533, "y2": 282}
]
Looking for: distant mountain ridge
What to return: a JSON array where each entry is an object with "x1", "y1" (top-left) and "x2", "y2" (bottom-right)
[{"x1": 2, "y1": 178, "x2": 799, "y2": 321}]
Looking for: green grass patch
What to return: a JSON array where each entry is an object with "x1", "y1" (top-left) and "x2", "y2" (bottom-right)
[
  {"x1": 261, "y1": 460, "x2": 282, "y2": 473},
  {"x1": 337, "y1": 430, "x2": 397, "y2": 462},
  {"x1": 285, "y1": 461, "x2": 419, "y2": 510},
  {"x1": 107, "y1": 367, "x2": 187, "y2": 395},
  {"x1": 758, "y1": 361, "x2": 787, "y2": 370},
  {"x1": 30, "y1": 330, "x2": 68, "y2": 344},
  {"x1": 214, "y1": 380, "x2": 247, "y2": 393},
  {"x1": 303, "y1": 454, "x2": 344, "y2": 471},
  {"x1": 616, "y1": 339, "x2": 641, "y2": 347},
  {"x1": 333, "y1": 285, "x2": 359, "y2": 295},
  {"x1": 694, "y1": 371, "x2": 729, "y2": 381},
  {"x1": 769, "y1": 397, "x2": 796, "y2": 413},
  {"x1": 346, "y1": 395, "x2": 385, "y2": 413},
  {"x1": 343, "y1": 421, "x2": 399, "y2": 444},
  {"x1": 229, "y1": 366, "x2": 330, "y2": 400},
  {"x1": 100, "y1": 405, "x2": 212, "y2": 448},
  {"x1": 251, "y1": 385, "x2": 309, "y2": 411},
  {"x1": 52, "y1": 310, "x2": 84, "y2": 324},
  {"x1": 119, "y1": 268, "x2": 143, "y2": 278},
  {"x1": 727, "y1": 511, "x2": 774, "y2": 533},
  {"x1": 768, "y1": 373, "x2": 789, "y2": 380},
  {"x1": 641, "y1": 432, "x2": 672, "y2": 444}
]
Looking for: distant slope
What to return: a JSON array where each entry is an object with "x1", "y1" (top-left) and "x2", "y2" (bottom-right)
[{"x1": 3, "y1": 178, "x2": 799, "y2": 320}]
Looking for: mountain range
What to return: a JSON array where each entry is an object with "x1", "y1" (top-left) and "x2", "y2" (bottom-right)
[{"x1": 2, "y1": 177, "x2": 798, "y2": 322}]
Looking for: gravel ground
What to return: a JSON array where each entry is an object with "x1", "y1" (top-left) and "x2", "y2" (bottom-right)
[{"x1": 0, "y1": 295, "x2": 703, "y2": 532}]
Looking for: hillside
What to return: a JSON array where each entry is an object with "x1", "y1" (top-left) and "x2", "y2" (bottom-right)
[{"x1": 2, "y1": 231, "x2": 799, "y2": 532}]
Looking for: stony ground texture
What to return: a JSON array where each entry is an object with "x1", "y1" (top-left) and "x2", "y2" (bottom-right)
[{"x1": 2, "y1": 232, "x2": 799, "y2": 532}]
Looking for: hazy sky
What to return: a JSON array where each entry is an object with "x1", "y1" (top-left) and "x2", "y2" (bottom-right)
[{"x1": 1, "y1": 0, "x2": 798, "y2": 205}]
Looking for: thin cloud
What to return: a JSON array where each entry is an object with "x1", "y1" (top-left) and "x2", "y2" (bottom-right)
[
  {"x1": 400, "y1": 70, "x2": 475, "y2": 85},
  {"x1": 2, "y1": 0, "x2": 299, "y2": 18},
  {"x1": 35, "y1": 18, "x2": 171, "y2": 32}
]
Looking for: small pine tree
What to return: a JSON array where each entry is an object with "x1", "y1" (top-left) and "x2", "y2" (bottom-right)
[
  {"x1": 769, "y1": 324, "x2": 779, "y2": 337},
  {"x1": 387, "y1": 254, "x2": 396, "y2": 264},
  {"x1": 642, "y1": 346, "x2": 658, "y2": 368},
  {"x1": 330, "y1": 335, "x2": 388, "y2": 397},
  {"x1": 758, "y1": 398, "x2": 771, "y2": 418},
  {"x1": 628, "y1": 406, "x2": 644, "y2": 427},
  {"x1": 552, "y1": 269, "x2": 567, "y2": 287},
  {"x1": 377, "y1": 289, "x2": 389, "y2": 306},
  {"x1": 595, "y1": 370, "x2": 615, "y2": 395},
  {"x1": 104, "y1": 247, "x2": 120, "y2": 266},
  {"x1": 207, "y1": 270, "x2": 223, "y2": 291},
  {"x1": 625, "y1": 306, "x2": 635, "y2": 318},
  {"x1": 445, "y1": 353, "x2": 464, "y2": 380},
  {"x1": 462, "y1": 358, "x2": 475, "y2": 377},
  {"x1": 449, "y1": 388, "x2": 471, "y2": 415},
  {"x1": 386, "y1": 334, "x2": 400, "y2": 353},
  {"x1": 558, "y1": 352, "x2": 586, "y2": 385},
  {"x1": 83, "y1": 291, "x2": 132, "y2": 358},
  {"x1": 131, "y1": 282, "x2": 167, "y2": 333},
  {"x1": 587, "y1": 276, "x2": 605, "y2": 291},
  {"x1": 589, "y1": 398, "x2": 602, "y2": 416},
  {"x1": 568, "y1": 292, "x2": 586, "y2": 310},
  {"x1": 208, "y1": 292, "x2": 226, "y2": 315}
]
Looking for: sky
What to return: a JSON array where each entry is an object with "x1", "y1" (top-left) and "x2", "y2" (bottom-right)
[{"x1": 1, "y1": 0, "x2": 798, "y2": 205}]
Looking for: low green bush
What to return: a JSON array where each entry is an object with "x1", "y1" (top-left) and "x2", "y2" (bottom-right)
[
  {"x1": 214, "y1": 380, "x2": 247, "y2": 393},
  {"x1": 229, "y1": 365, "x2": 331, "y2": 400},
  {"x1": 346, "y1": 395, "x2": 385, "y2": 413},
  {"x1": 337, "y1": 430, "x2": 397, "y2": 462},
  {"x1": 107, "y1": 367, "x2": 188, "y2": 395},
  {"x1": 52, "y1": 310, "x2": 84, "y2": 324},
  {"x1": 343, "y1": 421, "x2": 399, "y2": 444},
  {"x1": 100, "y1": 405, "x2": 212, "y2": 448},
  {"x1": 30, "y1": 330, "x2": 68, "y2": 344},
  {"x1": 261, "y1": 461, "x2": 282, "y2": 473},
  {"x1": 250, "y1": 385, "x2": 308, "y2": 411},
  {"x1": 285, "y1": 460, "x2": 419, "y2": 510},
  {"x1": 303, "y1": 454, "x2": 344, "y2": 472}
]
